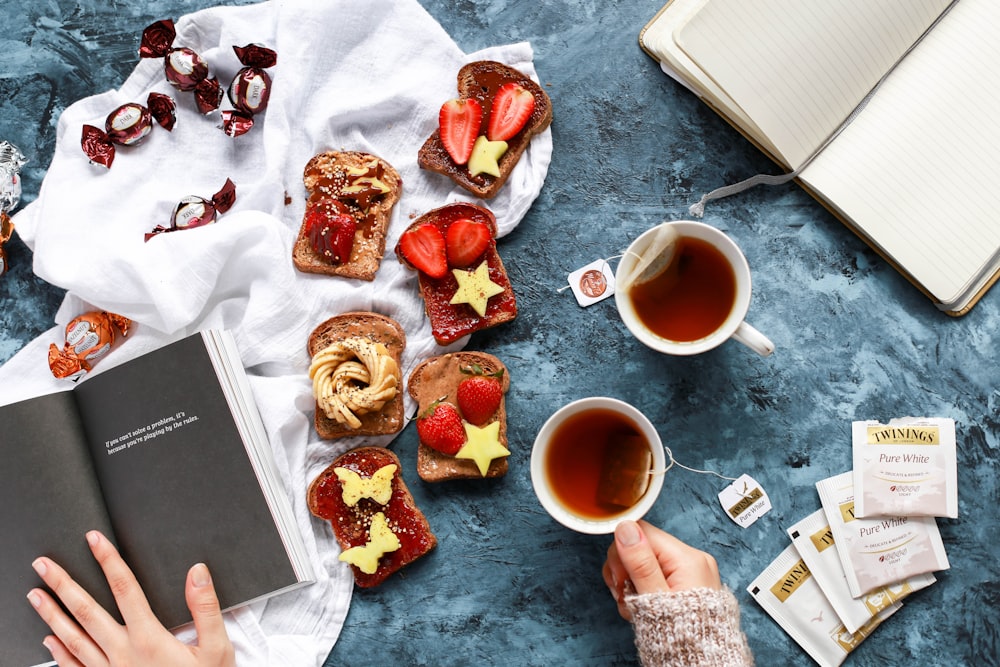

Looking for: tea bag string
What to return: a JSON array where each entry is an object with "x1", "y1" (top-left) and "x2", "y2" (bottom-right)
[
  {"x1": 687, "y1": 0, "x2": 959, "y2": 218},
  {"x1": 654, "y1": 445, "x2": 739, "y2": 484}
]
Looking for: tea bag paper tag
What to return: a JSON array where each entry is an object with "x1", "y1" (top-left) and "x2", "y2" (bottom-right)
[
  {"x1": 566, "y1": 259, "x2": 615, "y2": 307},
  {"x1": 718, "y1": 474, "x2": 771, "y2": 528}
]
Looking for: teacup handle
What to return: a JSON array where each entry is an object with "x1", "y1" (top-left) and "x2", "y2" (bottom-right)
[{"x1": 732, "y1": 321, "x2": 774, "y2": 357}]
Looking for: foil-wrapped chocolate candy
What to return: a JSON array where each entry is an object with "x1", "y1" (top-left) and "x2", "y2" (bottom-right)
[
  {"x1": 48, "y1": 311, "x2": 132, "y2": 380},
  {"x1": 222, "y1": 43, "x2": 277, "y2": 137},
  {"x1": 145, "y1": 178, "x2": 237, "y2": 241},
  {"x1": 0, "y1": 141, "x2": 26, "y2": 277},
  {"x1": 139, "y1": 19, "x2": 223, "y2": 114},
  {"x1": 81, "y1": 92, "x2": 176, "y2": 169}
]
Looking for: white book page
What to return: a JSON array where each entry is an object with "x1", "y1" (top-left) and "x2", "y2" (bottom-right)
[
  {"x1": 675, "y1": 0, "x2": 950, "y2": 169},
  {"x1": 800, "y1": 0, "x2": 1000, "y2": 309}
]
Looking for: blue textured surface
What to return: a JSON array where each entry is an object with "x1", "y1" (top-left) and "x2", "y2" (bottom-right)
[{"x1": 2, "y1": 2, "x2": 998, "y2": 666}]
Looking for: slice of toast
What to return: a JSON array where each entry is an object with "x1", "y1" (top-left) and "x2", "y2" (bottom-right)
[
  {"x1": 308, "y1": 447, "x2": 436, "y2": 588},
  {"x1": 418, "y1": 61, "x2": 552, "y2": 199},
  {"x1": 307, "y1": 312, "x2": 405, "y2": 439},
  {"x1": 293, "y1": 151, "x2": 402, "y2": 281},
  {"x1": 408, "y1": 351, "x2": 510, "y2": 482},
  {"x1": 396, "y1": 203, "x2": 517, "y2": 344}
]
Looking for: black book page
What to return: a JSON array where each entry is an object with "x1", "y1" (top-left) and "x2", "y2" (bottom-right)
[
  {"x1": 0, "y1": 390, "x2": 117, "y2": 667},
  {"x1": 73, "y1": 333, "x2": 298, "y2": 629}
]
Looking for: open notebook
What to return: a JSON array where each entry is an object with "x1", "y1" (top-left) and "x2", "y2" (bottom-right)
[{"x1": 641, "y1": 0, "x2": 1000, "y2": 315}]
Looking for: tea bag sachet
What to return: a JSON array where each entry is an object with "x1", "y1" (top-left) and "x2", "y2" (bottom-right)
[
  {"x1": 617, "y1": 223, "x2": 679, "y2": 291},
  {"x1": 816, "y1": 471, "x2": 948, "y2": 598},
  {"x1": 748, "y1": 543, "x2": 891, "y2": 667},
  {"x1": 787, "y1": 509, "x2": 919, "y2": 634},
  {"x1": 852, "y1": 417, "x2": 958, "y2": 518}
]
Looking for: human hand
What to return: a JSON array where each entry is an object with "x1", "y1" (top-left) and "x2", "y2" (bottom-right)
[
  {"x1": 602, "y1": 519, "x2": 721, "y2": 621},
  {"x1": 26, "y1": 530, "x2": 235, "y2": 667}
]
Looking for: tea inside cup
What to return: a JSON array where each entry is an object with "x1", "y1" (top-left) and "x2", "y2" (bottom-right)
[{"x1": 530, "y1": 397, "x2": 665, "y2": 534}]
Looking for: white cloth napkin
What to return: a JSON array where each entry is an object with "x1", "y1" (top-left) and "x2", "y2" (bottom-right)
[{"x1": 4, "y1": 0, "x2": 552, "y2": 664}]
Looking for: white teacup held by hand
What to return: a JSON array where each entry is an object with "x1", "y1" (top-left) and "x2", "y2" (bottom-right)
[
  {"x1": 614, "y1": 221, "x2": 774, "y2": 357},
  {"x1": 530, "y1": 397, "x2": 666, "y2": 535}
]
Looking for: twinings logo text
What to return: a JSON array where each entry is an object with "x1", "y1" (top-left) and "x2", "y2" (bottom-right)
[
  {"x1": 867, "y1": 425, "x2": 939, "y2": 445},
  {"x1": 770, "y1": 559, "x2": 811, "y2": 602}
]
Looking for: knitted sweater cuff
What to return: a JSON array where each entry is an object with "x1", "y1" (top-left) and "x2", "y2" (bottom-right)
[{"x1": 625, "y1": 587, "x2": 754, "y2": 667}]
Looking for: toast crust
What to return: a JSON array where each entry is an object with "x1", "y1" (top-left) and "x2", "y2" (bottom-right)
[
  {"x1": 307, "y1": 312, "x2": 405, "y2": 439},
  {"x1": 293, "y1": 151, "x2": 402, "y2": 281},
  {"x1": 418, "y1": 61, "x2": 552, "y2": 199},
  {"x1": 308, "y1": 447, "x2": 436, "y2": 588},
  {"x1": 408, "y1": 351, "x2": 510, "y2": 482},
  {"x1": 396, "y1": 203, "x2": 517, "y2": 344}
]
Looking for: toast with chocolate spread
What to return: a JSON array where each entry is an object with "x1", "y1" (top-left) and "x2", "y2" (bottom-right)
[
  {"x1": 293, "y1": 151, "x2": 402, "y2": 281},
  {"x1": 308, "y1": 447, "x2": 436, "y2": 588},
  {"x1": 408, "y1": 351, "x2": 510, "y2": 482},
  {"x1": 418, "y1": 61, "x2": 552, "y2": 199},
  {"x1": 307, "y1": 312, "x2": 405, "y2": 440}
]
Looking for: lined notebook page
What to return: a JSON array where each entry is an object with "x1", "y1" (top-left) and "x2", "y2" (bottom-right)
[
  {"x1": 675, "y1": 0, "x2": 950, "y2": 169},
  {"x1": 800, "y1": 0, "x2": 1000, "y2": 309}
]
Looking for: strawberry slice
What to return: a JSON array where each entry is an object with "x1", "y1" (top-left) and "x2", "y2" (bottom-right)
[
  {"x1": 439, "y1": 98, "x2": 482, "y2": 165},
  {"x1": 445, "y1": 218, "x2": 492, "y2": 268},
  {"x1": 306, "y1": 209, "x2": 356, "y2": 265},
  {"x1": 487, "y1": 82, "x2": 535, "y2": 142},
  {"x1": 397, "y1": 223, "x2": 448, "y2": 279},
  {"x1": 416, "y1": 401, "x2": 467, "y2": 455}
]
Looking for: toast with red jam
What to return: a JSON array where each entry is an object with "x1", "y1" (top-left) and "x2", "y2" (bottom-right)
[
  {"x1": 307, "y1": 447, "x2": 436, "y2": 588},
  {"x1": 395, "y1": 202, "x2": 516, "y2": 344}
]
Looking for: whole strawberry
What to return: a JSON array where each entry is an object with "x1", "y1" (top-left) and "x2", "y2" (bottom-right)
[
  {"x1": 416, "y1": 401, "x2": 466, "y2": 455},
  {"x1": 456, "y1": 367, "x2": 504, "y2": 426}
]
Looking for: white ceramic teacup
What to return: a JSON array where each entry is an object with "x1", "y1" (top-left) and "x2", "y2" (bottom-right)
[
  {"x1": 614, "y1": 221, "x2": 774, "y2": 357},
  {"x1": 530, "y1": 397, "x2": 665, "y2": 535}
]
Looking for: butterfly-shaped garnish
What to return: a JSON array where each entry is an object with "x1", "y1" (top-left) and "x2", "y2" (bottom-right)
[
  {"x1": 334, "y1": 463, "x2": 397, "y2": 506},
  {"x1": 339, "y1": 511, "x2": 401, "y2": 574}
]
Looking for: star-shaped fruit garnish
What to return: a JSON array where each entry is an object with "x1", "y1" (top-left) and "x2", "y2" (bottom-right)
[
  {"x1": 467, "y1": 135, "x2": 508, "y2": 177},
  {"x1": 450, "y1": 261, "x2": 505, "y2": 317},
  {"x1": 455, "y1": 420, "x2": 510, "y2": 476}
]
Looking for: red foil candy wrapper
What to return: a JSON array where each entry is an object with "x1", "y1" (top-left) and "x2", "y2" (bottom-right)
[
  {"x1": 145, "y1": 178, "x2": 237, "y2": 241},
  {"x1": 139, "y1": 19, "x2": 223, "y2": 114},
  {"x1": 223, "y1": 44, "x2": 277, "y2": 137},
  {"x1": 48, "y1": 311, "x2": 132, "y2": 380},
  {"x1": 81, "y1": 92, "x2": 176, "y2": 169}
]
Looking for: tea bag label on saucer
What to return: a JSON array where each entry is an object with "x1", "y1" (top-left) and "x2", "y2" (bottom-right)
[
  {"x1": 718, "y1": 474, "x2": 771, "y2": 527},
  {"x1": 566, "y1": 259, "x2": 615, "y2": 307}
]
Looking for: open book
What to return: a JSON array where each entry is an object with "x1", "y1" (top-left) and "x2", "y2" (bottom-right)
[
  {"x1": 640, "y1": 0, "x2": 1000, "y2": 315},
  {"x1": 1, "y1": 330, "x2": 313, "y2": 667}
]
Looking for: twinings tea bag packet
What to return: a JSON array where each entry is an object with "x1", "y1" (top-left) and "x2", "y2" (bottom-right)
[
  {"x1": 852, "y1": 417, "x2": 958, "y2": 518},
  {"x1": 816, "y1": 471, "x2": 948, "y2": 598},
  {"x1": 748, "y1": 543, "x2": 893, "y2": 667},
  {"x1": 787, "y1": 509, "x2": 920, "y2": 634}
]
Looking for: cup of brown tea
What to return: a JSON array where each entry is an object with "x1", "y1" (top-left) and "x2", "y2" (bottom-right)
[
  {"x1": 530, "y1": 397, "x2": 665, "y2": 534},
  {"x1": 614, "y1": 221, "x2": 774, "y2": 356}
]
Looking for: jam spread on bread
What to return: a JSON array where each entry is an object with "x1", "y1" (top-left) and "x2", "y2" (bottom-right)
[
  {"x1": 396, "y1": 203, "x2": 516, "y2": 344},
  {"x1": 309, "y1": 447, "x2": 436, "y2": 588}
]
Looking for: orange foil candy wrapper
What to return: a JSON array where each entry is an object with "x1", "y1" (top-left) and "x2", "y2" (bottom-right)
[{"x1": 48, "y1": 312, "x2": 132, "y2": 380}]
